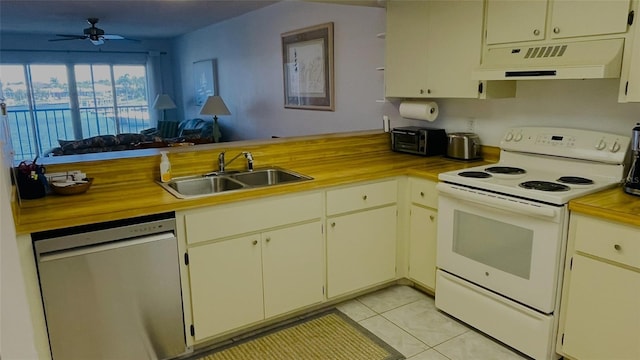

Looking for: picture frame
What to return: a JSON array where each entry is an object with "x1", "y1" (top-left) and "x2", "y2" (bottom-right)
[
  {"x1": 281, "y1": 22, "x2": 334, "y2": 111},
  {"x1": 193, "y1": 59, "x2": 218, "y2": 106}
]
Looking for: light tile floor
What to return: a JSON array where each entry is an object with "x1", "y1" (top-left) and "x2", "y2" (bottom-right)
[{"x1": 336, "y1": 285, "x2": 532, "y2": 360}]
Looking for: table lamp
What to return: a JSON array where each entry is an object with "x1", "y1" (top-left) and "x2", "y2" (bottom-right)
[
  {"x1": 152, "y1": 94, "x2": 176, "y2": 122},
  {"x1": 199, "y1": 96, "x2": 231, "y2": 143}
]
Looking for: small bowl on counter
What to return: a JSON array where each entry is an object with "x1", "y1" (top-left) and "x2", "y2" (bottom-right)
[{"x1": 50, "y1": 178, "x2": 93, "y2": 196}]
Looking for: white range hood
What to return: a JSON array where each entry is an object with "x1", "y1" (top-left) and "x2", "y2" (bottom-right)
[{"x1": 472, "y1": 38, "x2": 624, "y2": 80}]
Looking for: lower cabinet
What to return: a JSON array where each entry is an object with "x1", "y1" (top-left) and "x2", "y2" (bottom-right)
[
  {"x1": 407, "y1": 177, "x2": 439, "y2": 291},
  {"x1": 327, "y1": 205, "x2": 398, "y2": 298},
  {"x1": 188, "y1": 221, "x2": 323, "y2": 342},
  {"x1": 189, "y1": 234, "x2": 264, "y2": 341},
  {"x1": 408, "y1": 205, "x2": 437, "y2": 290},
  {"x1": 558, "y1": 213, "x2": 640, "y2": 359}
]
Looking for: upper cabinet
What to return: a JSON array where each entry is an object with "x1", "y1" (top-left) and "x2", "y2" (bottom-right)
[
  {"x1": 486, "y1": 0, "x2": 632, "y2": 45},
  {"x1": 384, "y1": 0, "x2": 515, "y2": 99},
  {"x1": 485, "y1": 0, "x2": 548, "y2": 44}
]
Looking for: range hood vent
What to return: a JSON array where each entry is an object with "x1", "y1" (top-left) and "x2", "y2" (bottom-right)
[{"x1": 472, "y1": 38, "x2": 624, "y2": 80}]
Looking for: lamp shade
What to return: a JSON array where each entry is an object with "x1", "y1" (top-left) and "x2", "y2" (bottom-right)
[
  {"x1": 152, "y1": 94, "x2": 176, "y2": 110},
  {"x1": 199, "y1": 96, "x2": 231, "y2": 116}
]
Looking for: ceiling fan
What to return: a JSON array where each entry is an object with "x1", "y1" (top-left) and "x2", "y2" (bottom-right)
[{"x1": 49, "y1": 18, "x2": 139, "y2": 46}]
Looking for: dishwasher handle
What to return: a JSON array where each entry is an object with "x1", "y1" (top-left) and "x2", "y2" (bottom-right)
[{"x1": 39, "y1": 232, "x2": 177, "y2": 262}]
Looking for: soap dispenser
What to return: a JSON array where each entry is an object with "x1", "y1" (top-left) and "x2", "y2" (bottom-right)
[{"x1": 160, "y1": 151, "x2": 172, "y2": 182}]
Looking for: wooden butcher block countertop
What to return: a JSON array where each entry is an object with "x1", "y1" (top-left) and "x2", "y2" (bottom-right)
[
  {"x1": 12, "y1": 131, "x2": 494, "y2": 234},
  {"x1": 569, "y1": 187, "x2": 640, "y2": 227},
  {"x1": 13, "y1": 130, "x2": 639, "y2": 233}
]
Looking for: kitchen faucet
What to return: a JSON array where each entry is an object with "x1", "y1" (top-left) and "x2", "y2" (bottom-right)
[{"x1": 218, "y1": 151, "x2": 254, "y2": 173}]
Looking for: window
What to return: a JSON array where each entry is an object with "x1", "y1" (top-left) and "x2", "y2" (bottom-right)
[{"x1": 0, "y1": 63, "x2": 151, "y2": 161}]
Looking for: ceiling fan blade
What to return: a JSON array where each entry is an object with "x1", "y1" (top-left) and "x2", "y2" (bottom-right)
[
  {"x1": 90, "y1": 38, "x2": 105, "y2": 46},
  {"x1": 49, "y1": 36, "x2": 88, "y2": 42},
  {"x1": 103, "y1": 34, "x2": 141, "y2": 42},
  {"x1": 102, "y1": 34, "x2": 124, "y2": 40}
]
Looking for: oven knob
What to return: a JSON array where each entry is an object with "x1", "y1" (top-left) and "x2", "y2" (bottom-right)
[
  {"x1": 595, "y1": 138, "x2": 607, "y2": 150},
  {"x1": 505, "y1": 132, "x2": 514, "y2": 141},
  {"x1": 514, "y1": 132, "x2": 523, "y2": 142},
  {"x1": 610, "y1": 141, "x2": 621, "y2": 153}
]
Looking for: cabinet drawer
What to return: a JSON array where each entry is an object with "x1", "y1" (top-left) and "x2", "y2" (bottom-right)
[
  {"x1": 326, "y1": 180, "x2": 397, "y2": 216},
  {"x1": 573, "y1": 214, "x2": 640, "y2": 270},
  {"x1": 184, "y1": 192, "x2": 322, "y2": 244},
  {"x1": 409, "y1": 177, "x2": 438, "y2": 208}
]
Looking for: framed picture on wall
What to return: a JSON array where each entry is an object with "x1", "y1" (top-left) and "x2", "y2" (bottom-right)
[
  {"x1": 281, "y1": 22, "x2": 334, "y2": 111},
  {"x1": 193, "y1": 59, "x2": 218, "y2": 106}
]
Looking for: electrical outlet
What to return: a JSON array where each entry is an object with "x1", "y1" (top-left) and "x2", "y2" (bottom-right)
[{"x1": 467, "y1": 119, "x2": 476, "y2": 132}]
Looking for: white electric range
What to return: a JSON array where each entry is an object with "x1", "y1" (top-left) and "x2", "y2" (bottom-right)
[{"x1": 434, "y1": 127, "x2": 630, "y2": 360}]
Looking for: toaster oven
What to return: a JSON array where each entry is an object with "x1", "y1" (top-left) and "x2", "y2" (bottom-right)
[{"x1": 391, "y1": 126, "x2": 447, "y2": 156}]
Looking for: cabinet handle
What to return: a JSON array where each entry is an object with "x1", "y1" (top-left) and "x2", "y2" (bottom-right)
[
  {"x1": 553, "y1": 27, "x2": 560, "y2": 34},
  {"x1": 533, "y1": 29, "x2": 540, "y2": 36},
  {"x1": 614, "y1": 244, "x2": 622, "y2": 251},
  {"x1": 427, "y1": 89, "x2": 432, "y2": 94},
  {"x1": 331, "y1": 222, "x2": 336, "y2": 228},
  {"x1": 252, "y1": 240, "x2": 258, "y2": 245},
  {"x1": 362, "y1": 195, "x2": 368, "y2": 200},
  {"x1": 265, "y1": 237, "x2": 271, "y2": 243},
  {"x1": 419, "y1": 89, "x2": 425, "y2": 94},
  {"x1": 420, "y1": 191, "x2": 425, "y2": 197},
  {"x1": 429, "y1": 215, "x2": 435, "y2": 221}
]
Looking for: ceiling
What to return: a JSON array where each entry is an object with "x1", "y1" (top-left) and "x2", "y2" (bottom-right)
[{"x1": 0, "y1": 0, "x2": 281, "y2": 39}]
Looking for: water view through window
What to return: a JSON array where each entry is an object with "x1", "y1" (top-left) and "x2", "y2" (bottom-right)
[{"x1": 0, "y1": 64, "x2": 151, "y2": 161}]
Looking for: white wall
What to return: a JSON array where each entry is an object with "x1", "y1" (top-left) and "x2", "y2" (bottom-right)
[
  {"x1": 173, "y1": 1, "x2": 640, "y2": 145},
  {"x1": 0, "y1": 123, "x2": 39, "y2": 358},
  {"x1": 173, "y1": 1, "x2": 396, "y2": 141}
]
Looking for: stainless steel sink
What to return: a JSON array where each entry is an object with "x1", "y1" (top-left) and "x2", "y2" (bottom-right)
[
  {"x1": 161, "y1": 175, "x2": 246, "y2": 199},
  {"x1": 159, "y1": 167, "x2": 312, "y2": 199},
  {"x1": 228, "y1": 168, "x2": 312, "y2": 186}
]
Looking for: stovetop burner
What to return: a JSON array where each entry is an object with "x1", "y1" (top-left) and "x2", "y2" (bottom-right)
[
  {"x1": 556, "y1": 176, "x2": 594, "y2": 185},
  {"x1": 485, "y1": 166, "x2": 526, "y2": 175},
  {"x1": 458, "y1": 171, "x2": 492, "y2": 179},
  {"x1": 519, "y1": 181, "x2": 570, "y2": 192}
]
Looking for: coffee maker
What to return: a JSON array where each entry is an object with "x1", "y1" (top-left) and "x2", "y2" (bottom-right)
[{"x1": 624, "y1": 123, "x2": 640, "y2": 196}]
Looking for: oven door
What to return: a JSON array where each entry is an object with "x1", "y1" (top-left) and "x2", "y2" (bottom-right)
[{"x1": 436, "y1": 183, "x2": 567, "y2": 314}]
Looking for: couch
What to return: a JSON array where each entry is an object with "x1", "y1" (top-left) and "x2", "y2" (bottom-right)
[{"x1": 45, "y1": 118, "x2": 215, "y2": 156}]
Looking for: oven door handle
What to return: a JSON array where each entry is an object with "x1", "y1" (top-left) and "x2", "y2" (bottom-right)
[{"x1": 436, "y1": 183, "x2": 558, "y2": 218}]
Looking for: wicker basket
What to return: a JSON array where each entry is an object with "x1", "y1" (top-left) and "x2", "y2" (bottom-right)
[{"x1": 50, "y1": 178, "x2": 93, "y2": 196}]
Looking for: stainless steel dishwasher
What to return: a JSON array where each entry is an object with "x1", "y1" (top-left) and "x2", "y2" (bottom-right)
[{"x1": 33, "y1": 212, "x2": 187, "y2": 360}]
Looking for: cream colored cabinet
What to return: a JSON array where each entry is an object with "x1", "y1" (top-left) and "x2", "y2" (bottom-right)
[
  {"x1": 620, "y1": 1, "x2": 640, "y2": 102},
  {"x1": 408, "y1": 205, "x2": 437, "y2": 290},
  {"x1": 486, "y1": 0, "x2": 631, "y2": 45},
  {"x1": 188, "y1": 234, "x2": 264, "y2": 342},
  {"x1": 326, "y1": 180, "x2": 398, "y2": 298},
  {"x1": 385, "y1": 0, "x2": 514, "y2": 99},
  {"x1": 485, "y1": 0, "x2": 548, "y2": 45},
  {"x1": 407, "y1": 178, "x2": 439, "y2": 290},
  {"x1": 181, "y1": 193, "x2": 324, "y2": 342},
  {"x1": 262, "y1": 223, "x2": 324, "y2": 318},
  {"x1": 557, "y1": 213, "x2": 640, "y2": 359},
  {"x1": 188, "y1": 221, "x2": 323, "y2": 341}
]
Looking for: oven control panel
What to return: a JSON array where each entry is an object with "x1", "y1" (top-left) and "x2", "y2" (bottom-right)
[{"x1": 501, "y1": 127, "x2": 630, "y2": 164}]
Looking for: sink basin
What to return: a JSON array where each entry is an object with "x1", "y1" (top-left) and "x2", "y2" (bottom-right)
[
  {"x1": 228, "y1": 168, "x2": 312, "y2": 186},
  {"x1": 162, "y1": 175, "x2": 245, "y2": 198},
  {"x1": 159, "y1": 167, "x2": 312, "y2": 199}
]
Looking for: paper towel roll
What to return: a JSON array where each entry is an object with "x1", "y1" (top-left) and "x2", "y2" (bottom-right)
[{"x1": 399, "y1": 101, "x2": 439, "y2": 122}]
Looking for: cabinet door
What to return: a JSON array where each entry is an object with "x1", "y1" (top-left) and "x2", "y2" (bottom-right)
[
  {"x1": 327, "y1": 206, "x2": 397, "y2": 298},
  {"x1": 486, "y1": 0, "x2": 548, "y2": 44},
  {"x1": 562, "y1": 255, "x2": 640, "y2": 359},
  {"x1": 550, "y1": 0, "x2": 630, "y2": 39},
  {"x1": 424, "y1": 0, "x2": 484, "y2": 98},
  {"x1": 188, "y1": 235, "x2": 264, "y2": 341},
  {"x1": 408, "y1": 205, "x2": 437, "y2": 290},
  {"x1": 262, "y1": 222, "x2": 324, "y2": 318},
  {"x1": 385, "y1": 0, "x2": 430, "y2": 97}
]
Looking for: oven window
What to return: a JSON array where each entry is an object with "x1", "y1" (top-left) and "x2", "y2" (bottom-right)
[{"x1": 453, "y1": 211, "x2": 533, "y2": 279}]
